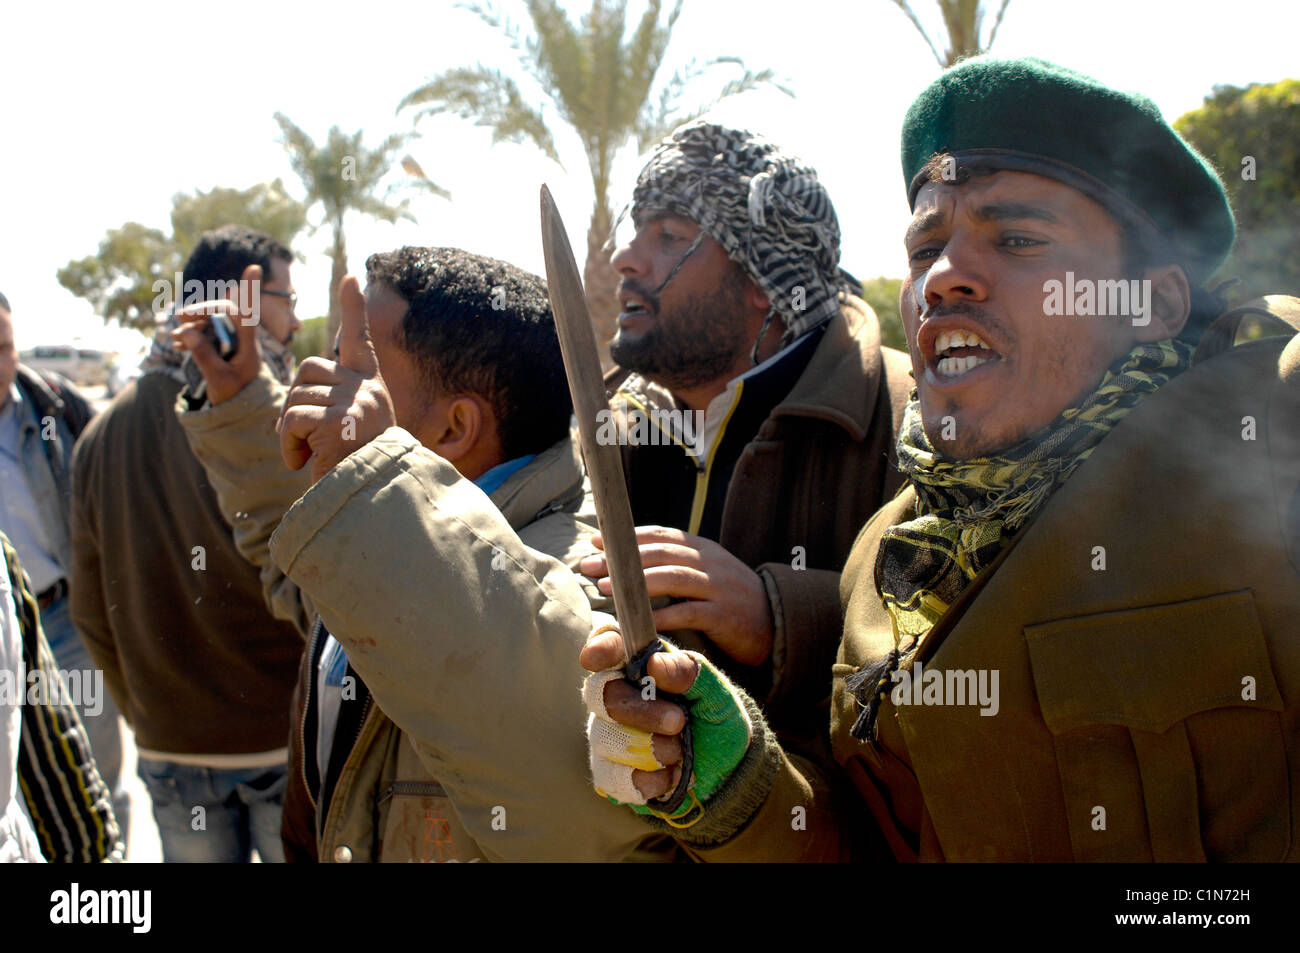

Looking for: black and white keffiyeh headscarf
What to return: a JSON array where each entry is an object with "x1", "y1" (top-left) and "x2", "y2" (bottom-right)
[{"x1": 627, "y1": 121, "x2": 845, "y2": 348}]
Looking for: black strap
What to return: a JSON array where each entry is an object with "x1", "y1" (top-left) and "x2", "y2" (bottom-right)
[{"x1": 1193, "y1": 295, "x2": 1300, "y2": 365}]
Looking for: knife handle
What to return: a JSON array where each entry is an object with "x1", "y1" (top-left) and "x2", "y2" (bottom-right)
[{"x1": 625, "y1": 640, "x2": 696, "y2": 821}]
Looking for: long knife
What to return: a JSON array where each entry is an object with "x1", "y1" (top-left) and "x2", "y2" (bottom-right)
[
  {"x1": 540, "y1": 185, "x2": 657, "y2": 662},
  {"x1": 540, "y1": 184, "x2": 694, "y2": 815}
]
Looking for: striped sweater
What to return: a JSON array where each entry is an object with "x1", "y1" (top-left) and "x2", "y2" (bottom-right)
[{"x1": 4, "y1": 534, "x2": 121, "y2": 862}]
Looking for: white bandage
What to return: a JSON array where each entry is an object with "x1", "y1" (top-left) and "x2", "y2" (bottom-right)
[
  {"x1": 581, "y1": 667, "x2": 624, "y2": 722},
  {"x1": 582, "y1": 668, "x2": 666, "y2": 806}
]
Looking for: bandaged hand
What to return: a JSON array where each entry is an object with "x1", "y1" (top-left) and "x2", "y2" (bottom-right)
[{"x1": 580, "y1": 623, "x2": 751, "y2": 823}]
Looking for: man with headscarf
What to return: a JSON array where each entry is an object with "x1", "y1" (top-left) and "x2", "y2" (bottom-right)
[
  {"x1": 580, "y1": 59, "x2": 1300, "y2": 861},
  {"x1": 70, "y1": 225, "x2": 306, "y2": 862},
  {"x1": 578, "y1": 123, "x2": 912, "y2": 747}
]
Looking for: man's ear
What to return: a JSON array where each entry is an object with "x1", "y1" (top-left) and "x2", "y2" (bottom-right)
[
  {"x1": 429, "y1": 395, "x2": 485, "y2": 465},
  {"x1": 744, "y1": 275, "x2": 771, "y2": 316},
  {"x1": 1136, "y1": 264, "x2": 1191, "y2": 341}
]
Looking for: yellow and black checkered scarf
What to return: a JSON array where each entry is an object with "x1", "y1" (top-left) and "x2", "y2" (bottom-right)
[{"x1": 847, "y1": 338, "x2": 1192, "y2": 740}]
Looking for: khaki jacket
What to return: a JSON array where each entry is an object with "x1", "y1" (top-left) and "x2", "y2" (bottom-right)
[
  {"x1": 689, "y1": 329, "x2": 1300, "y2": 862},
  {"x1": 179, "y1": 371, "x2": 653, "y2": 861}
]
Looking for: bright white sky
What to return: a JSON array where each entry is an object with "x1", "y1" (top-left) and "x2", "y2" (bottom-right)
[{"x1": 1, "y1": 0, "x2": 1295, "y2": 360}]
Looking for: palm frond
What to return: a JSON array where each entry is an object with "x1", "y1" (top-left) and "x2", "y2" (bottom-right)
[
  {"x1": 985, "y1": 0, "x2": 1012, "y2": 50},
  {"x1": 890, "y1": 0, "x2": 946, "y2": 67},
  {"x1": 635, "y1": 57, "x2": 792, "y2": 152},
  {"x1": 398, "y1": 66, "x2": 561, "y2": 165}
]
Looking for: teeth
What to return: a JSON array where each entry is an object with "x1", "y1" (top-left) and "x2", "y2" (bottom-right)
[
  {"x1": 934, "y1": 328, "x2": 991, "y2": 358},
  {"x1": 936, "y1": 354, "x2": 994, "y2": 378}
]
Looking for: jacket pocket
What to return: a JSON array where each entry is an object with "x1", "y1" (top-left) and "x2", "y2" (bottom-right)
[
  {"x1": 1026, "y1": 589, "x2": 1289, "y2": 862},
  {"x1": 376, "y1": 779, "x2": 468, "y2": 863}
]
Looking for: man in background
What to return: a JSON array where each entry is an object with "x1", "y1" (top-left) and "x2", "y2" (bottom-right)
[
  {"x1": 69, "y1": 226, "x2": 305, "y2": 862},
  {"x1": 0, "y1": 291, "x2": 129, "y2": 841}
]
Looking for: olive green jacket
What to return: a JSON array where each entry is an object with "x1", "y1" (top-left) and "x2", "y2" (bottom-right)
[{"x1": 675, "y1": 327, "x2": 1300, "y2": 862}]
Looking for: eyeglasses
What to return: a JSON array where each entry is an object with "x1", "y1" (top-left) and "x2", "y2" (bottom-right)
[{"x1": 262, "y1": 289, "x2": 298, "y2": 311}]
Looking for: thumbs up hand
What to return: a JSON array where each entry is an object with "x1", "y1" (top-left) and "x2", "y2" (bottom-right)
[{"x1": 279, "y1": 275, "x2": 395, "y2": 483}]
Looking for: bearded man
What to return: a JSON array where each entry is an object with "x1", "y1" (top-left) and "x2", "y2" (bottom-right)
[{"x1": 580, "y1": 123, "x2": 912, "y2": 747}]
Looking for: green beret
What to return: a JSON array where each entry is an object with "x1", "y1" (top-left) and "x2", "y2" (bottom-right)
[{"x1": 901, "y1": 56, "x2": 1235, "y2": 282}]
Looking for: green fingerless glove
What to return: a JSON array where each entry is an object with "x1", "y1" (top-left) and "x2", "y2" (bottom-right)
[
  {"x1": 632, "y1": 651, "x2": 750, "y2": 825},
  {"x1": 681, "y1": 652, "x2": 750, "y2": 802}
]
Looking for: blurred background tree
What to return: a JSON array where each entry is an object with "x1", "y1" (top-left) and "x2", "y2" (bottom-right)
[
  {"x1": 398, "y1": 0, "x2": 790, "y2": 365},
  {"x1": 858, "y1": 275, "x2": 908, "y2": 352},
  {"x1": 57, "y1": 180, "x2": 308, "y2": 332},
  {"x1": 290, "y1": 315, "x2": 331, "y2": 363},
  {"x1": 888, "y1": 0, "x2": 1012, "y2": 67},
  {"x1": 1175, "y1": 78, "x2": 1300, "y2": 303},
  {"x1": 273, "y1": 112, "x2": 450, "y2": 347}
]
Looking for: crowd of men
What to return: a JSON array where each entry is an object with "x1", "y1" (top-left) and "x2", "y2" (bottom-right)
[{"x1": 1, "y1": 56, "x2": 1296, "y2": 863}]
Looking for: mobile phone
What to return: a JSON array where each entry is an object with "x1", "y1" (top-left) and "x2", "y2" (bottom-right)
[
  {"x1": 182, "y1": 310, "x2": 240, "y2": 399},
  {"x1": 208, "y1": 310, "x2": 238, "y2": 359}
]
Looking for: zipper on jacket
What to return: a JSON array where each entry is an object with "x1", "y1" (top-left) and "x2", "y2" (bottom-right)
[
  {"x1": 532, "y1": 482, "x2": 585, "y2": 522},
  {"x1": 686, "y1": 382, "x2": 744, "y2": 535},
  {"x1": 319, "y1": 689, "x2": 374, "y2": 845},
  {"x1": 299, "y1": 616, "x2": 324, "y2": 815},
  {"x1": 371, "y1": 778, "x2": 447, "y2": 858},
  {"x1": 377, "y1": 780, "x2": 448, "y2": 804}
]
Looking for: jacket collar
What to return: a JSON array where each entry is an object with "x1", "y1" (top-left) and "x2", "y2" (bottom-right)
[
  {"x1": 14, "y1": 365, "x2": 64, "y2": 423},
  {"x1": 767, "y1": 294, "x2": 884, "y2": 441},
  {"x1": 489, "y1": 428, "x2": 585, "y2": 530},
  {"x1": 605, "y1": 293, "x2": 886, "y2": 442}
]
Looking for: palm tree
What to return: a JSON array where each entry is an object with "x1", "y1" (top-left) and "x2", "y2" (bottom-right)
[
  {"x1": 397, "y1": 0, "x2": 790, "y2": 363},
  {"x1": 273, "y1": 112, "x2": 451, "y2": 345},
  {"x1": 889, "y1": 0, "x2": 1012, "y2": 68}
]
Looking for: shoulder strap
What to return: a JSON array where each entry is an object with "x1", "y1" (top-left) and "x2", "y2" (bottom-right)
[{"x1": 1193, "y1": 295, "x2": 1300, "y2": 366}]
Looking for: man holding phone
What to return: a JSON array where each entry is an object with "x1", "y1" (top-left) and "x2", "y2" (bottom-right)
[{"x1": 70, "y1": 225, "x2": 306, "y2": 862}]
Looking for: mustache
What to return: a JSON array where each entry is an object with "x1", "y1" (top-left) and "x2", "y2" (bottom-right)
[
  {"x1": 919, "y1": 301, "x2": 1009, "y2": 345},
  {"x1": 618, "y1": 280, "x2": 660, "y2": 315}
]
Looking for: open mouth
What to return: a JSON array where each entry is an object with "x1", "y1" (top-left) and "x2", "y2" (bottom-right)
[
  {"x1": 930, "y1": 328, "x2": 1000, "y2": 378},
  {"x1": 618, "y1": 285, "x2": 657, "y2": 318}
]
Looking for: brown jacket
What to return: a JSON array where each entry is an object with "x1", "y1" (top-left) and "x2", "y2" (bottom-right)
[
  {"x1": 676, "y1": 325, "x2": 1300, "y2": 862},
  {"x1": 606, "y1": 295, "x2": 912, "y2": 737},
  {"x1": 70, "y1": 372, "x2": 303, "y2": 755}
]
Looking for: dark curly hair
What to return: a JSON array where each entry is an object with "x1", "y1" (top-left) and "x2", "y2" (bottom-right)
[
  {"x1": 182, "y1": 225, "x2": 293, "y2": 287},
  {"x1": 364, "y1": 246, "x2": 571, "y2": 460}
]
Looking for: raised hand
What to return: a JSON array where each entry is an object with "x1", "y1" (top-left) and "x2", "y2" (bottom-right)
[
  {"x1": 278, "y1": 275, "x2": 395, "y2": 483},
  {"x1": 171, "y1": 263, "x2": 264, "y2": 405}
]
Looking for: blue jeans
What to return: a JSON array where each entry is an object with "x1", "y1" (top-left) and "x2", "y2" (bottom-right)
[
  {"x1": 137, "y1": 758, "x2": 288, "y2": 863},
  {"x1": 40, "y1": 595, "x2": 130, "y2": 842}
]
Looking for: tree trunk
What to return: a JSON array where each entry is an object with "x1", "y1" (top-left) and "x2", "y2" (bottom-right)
[
  {"x1": 326, "y1": 224, "x2": 347, "y2": 355},
  {"x1": 583, "y1": 200, "x2": 619, "y2": 371}
]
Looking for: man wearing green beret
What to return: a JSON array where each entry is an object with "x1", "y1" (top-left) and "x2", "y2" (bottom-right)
[{"x1": 579, "y1": 57, "x2": 1300, "y2": 861}]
